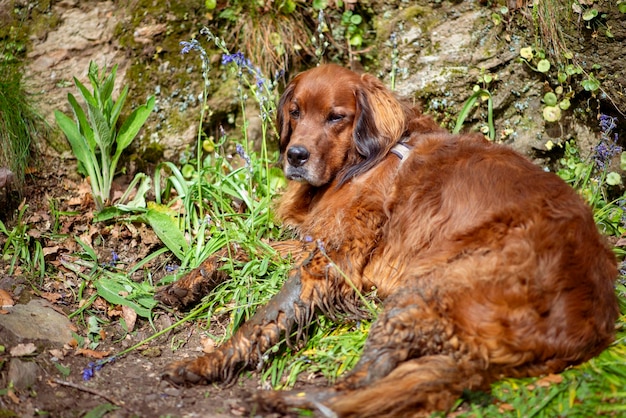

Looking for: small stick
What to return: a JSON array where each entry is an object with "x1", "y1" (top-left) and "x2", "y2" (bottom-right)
[{"x1": 50, "y1": 378, "x2": 124, "y2": 407}]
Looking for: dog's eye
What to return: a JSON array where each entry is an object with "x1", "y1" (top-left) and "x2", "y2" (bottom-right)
[
  {"x1": 327, "y1": 113, "x2": 345, "y2": 123},
  {"x1": 289, "y1": 108, "x2": 300, "y2": 119}
]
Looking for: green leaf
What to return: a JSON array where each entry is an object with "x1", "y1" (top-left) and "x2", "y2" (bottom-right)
[
  {"x1": 109, "y1": 85, "x2": 129, "y2": 130},
  {"x1": 542, "y1": 106, "x2": 562, "y2": 122},
  {"x1": 99, "y1": 64, "x2": 118, "y2": 107},
  {"x1": 582, "y1": 8, "x2": 598, "y2": 21},
  {"x1": 87, "y1": 101, "x2": 113, "y2": 152},
  {"x1": 113, "y1": 96, "x2": 155, "y2": 159},
  {"x1": 619, "y1": 152, "x2": 626, "y2": 171},
  {"x1": 83, "y1": 403, "x2": 118, "y2": 418},
  {"x1": 54, "y1": 363, "x2": 71, "y2": 377},
  {"x1": 93, "y1": 278, "x2": 153, "y2": 318},
  {"x1": 313, "y1": 0, "x2": 327, "y2": 10},
  {"x1": 74, "y1": 236, "x2": 98, "y2": 262},
  {"x1": 67, "y1": 93, "x2": 96, "y2": 151},
  {"x1": 606, "y1": 172, "x2": 622, "y2": 186},
  {"x1": 73, "y1": 76, "x2": 98, "y2": 109},
  {"x1": 581, "y1": 74, "x2": 600, "y2": 91},
  {"x1": 279, "y1": 0, "x2": 296, "y2": 14},
  {"x1": 145, "y1": 204, "x2": 188, "y2": 260},
  {"x1": 619, "y1": 2, "x2": 626, "y2": 13},
  {"x1": 349, "y1": 33, "x2": 363, "y2": 47},
  {"x1": 520, "y1": 46, "x2": 534, "y2": 60},
  {"x1": 537, "y1": 59, "x2": 551, "y2": 73},
  {"x1": 543, "y1": 92, "x2": 558, "y2": 106},
  {"x1": 205, "y1": 0, "x2": 216, "y2": 9},
  {"x1": 54, "y1": 110, "x2": 103, "y2": 204},
  {"x1": 350, "y1": 14, "x2": 363, "y2": 25}
]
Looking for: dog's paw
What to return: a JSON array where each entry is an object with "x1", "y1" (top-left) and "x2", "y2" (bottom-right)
[
  {"x1": 255, "y1": 388, "x2": 337, "y2": 416},
  {"x1": 162, "y1": 353, "x2": 225, "y2": 386}
]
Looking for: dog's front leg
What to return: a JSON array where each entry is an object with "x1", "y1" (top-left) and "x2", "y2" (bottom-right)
[{"x1": 163, "y1": 267, "x2": 313, "y2": 385}]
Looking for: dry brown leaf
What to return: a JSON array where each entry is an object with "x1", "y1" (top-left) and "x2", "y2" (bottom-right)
[
  {"x1": 121, "y1": 305, "x2": 137, "y2": 332},
  {"x1": 7, "y1": 387, "x2": 20, "y2": 404},
  {"x1": 49, "y1": 349, "x2": 65, "y2": 360},
  {"x1": 0, "y1": 289, "x2": 14, "y2": 307},
  {"x1": 535, "y1": 373, "x2": 563, "y2": 387},
  {"x1": 42, "y1": 245, "x2": 60, "y2": 257},
  {"x1": 10, "y1": 342, "x2": 37, "y2": 357},
  {"x1": 498, "y1": 403, "x2": 515, "y2": 413},
  {"x1": 40, "y1": 292, "x2": 62, "y2": 303},
  {"x1": 76, "y1": 348, "x2": 111, "y2": 359}
]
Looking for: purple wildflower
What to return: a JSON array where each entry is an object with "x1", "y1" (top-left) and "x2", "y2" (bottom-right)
[
  {"x1": 180, "y1": 39, "x2": 202, "y2": 55},
  {"x1": 165, "y1": 264, "x2": 179, "y2": 273},
  {"x1": 236, "y1": 143, "x2": 253, "y2": 173},
  {"x1": 593, "y1": 114, "x2": 621, "y2": 171},
  {"x1": 111, "y1": 251, "x2": 119, "y2": 263},
  {"x1": 221, "y1": 51, "x2": 268, "y2": 92},
  {"x1": 82, "y1": 356, "x2": 116, "y2": 381}
]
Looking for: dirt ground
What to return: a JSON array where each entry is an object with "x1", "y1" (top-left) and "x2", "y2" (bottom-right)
[{"x1": 0, "y1": 157, "x2": 319, "y2": 418}]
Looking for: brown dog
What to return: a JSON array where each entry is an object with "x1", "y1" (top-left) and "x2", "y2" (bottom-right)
[{"x1": 158, "y1": 64, "x2": 618, "y2": 417}]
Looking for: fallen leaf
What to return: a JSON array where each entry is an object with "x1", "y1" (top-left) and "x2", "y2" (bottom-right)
[
  {"x1": 498, "y1": 403, "x2": 514, "y2": 413},
  {"x1": 43, "y1": 246, "x2": 60, "y2": 257},
  {"x1": 40, "y1": 292, "x2": 62, "y2": 303},
  {"x1": 76, "y1": 348, "x2": 111, "y2": 359},
  {"x1": 535, "y1": 373, "x2": 563, "y2": 387},
  {"x1": 0, "y1": 289, "x2": 14, "y2": 307},
  {"x1": 7, "y1": 387, "x2": 20, "y2": 404},
  {"x1": 49, "y1": 349, "x2": 65, "y2": 360},
  {"x1": 121, "y1": 305, "x2": 137, "y2": 332},
  {"x1": 10, "y1": 342, "x2": 37, "y2": 357}
]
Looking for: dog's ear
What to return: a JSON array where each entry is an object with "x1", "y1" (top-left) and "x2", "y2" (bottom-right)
[
  {"x1": 339, "y1": 74, "x2": 407, "y2": 184},
  {"x1": 277, "y1": 79, "x2": 298, "y2": 156}
]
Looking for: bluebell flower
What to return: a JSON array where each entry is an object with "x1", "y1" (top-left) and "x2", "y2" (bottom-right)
[
  {"x1": 111, "y1": 251, "x2": 119, "y2": 263},
  {"x1": 593, "y1": 114, "x2": 621, "y2": 171},
  {"x1": 165, "y1": 264, "x2": 179, "y2": 273},
  {"x1": 236, "y1": 143, "x2": 253, "y2": 173},
  {"x1": 82, "y1": 356, "x2": 116, "y2": 381},
  {"x1": 180, "y1": 39, "x2": 202, "y2": 55}
]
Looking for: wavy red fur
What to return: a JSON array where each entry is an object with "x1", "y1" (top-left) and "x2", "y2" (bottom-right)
[{"x1": 159, "y1": 64, "x2": 618, "y2": 417}]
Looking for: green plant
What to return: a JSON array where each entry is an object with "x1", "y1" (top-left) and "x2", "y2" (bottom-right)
[
  {"x1": 54, "y1": 61, "x2": 155, "y2": 212},
  {"x1": 0, "y1": 60, "x2": 47, "y2": 192},
  {"x1": 453, "y1": 86, "x2": 495, "y2": 140},
  {"x1": 0, "y1": 203, "x2": 45, "y2": 279}
]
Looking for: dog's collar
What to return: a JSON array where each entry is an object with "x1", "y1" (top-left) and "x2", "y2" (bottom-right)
[{"x1": 390, "y1": 137, "x2": 411, "y2": 161}]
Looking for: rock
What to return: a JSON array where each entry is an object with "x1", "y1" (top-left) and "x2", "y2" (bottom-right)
[
  {"x1": 8, "y1": 358, "x2": 39, "y2": 390},
  {"x1": 0, "y1": 298, "x2": 73, "y2": 345}
]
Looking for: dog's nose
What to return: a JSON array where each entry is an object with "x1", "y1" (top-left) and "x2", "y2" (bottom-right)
[{"x1": 287, "y1": 146, "x2": 310, "y2": 167}]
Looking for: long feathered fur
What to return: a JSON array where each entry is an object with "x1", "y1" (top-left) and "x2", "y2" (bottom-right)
[{"x1": 159, "y1": 64, "x2": 619, "y2": 418}]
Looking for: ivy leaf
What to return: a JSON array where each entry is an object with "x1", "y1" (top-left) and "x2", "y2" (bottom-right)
[
  {"x1": 606, "y1": 172, "x2": 622, "y2": 186},
  {"x1": 582, "y1": 8, "x2": 598, "y2": 21},
  {"x1": 537, "y1": 59, "x2": 551, "y2": 73}
]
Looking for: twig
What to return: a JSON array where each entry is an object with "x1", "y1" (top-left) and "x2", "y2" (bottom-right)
[{"x1": 50, "y1": 378, "x2": 124, "y2": 407}]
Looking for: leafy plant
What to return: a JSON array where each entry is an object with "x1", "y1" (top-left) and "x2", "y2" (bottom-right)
[
  {"x1": 453, "y1": 87, "x2": 495, "y2": 140},
  {"x1": 54, "y1": 61, "x2": 155, "y2": 212},
  {"x1": 0, "y1": 58, "x2": 47, "y2": 194},
  {"x1": 0, "y1": 203, "x2": 45, "y2": 279}
]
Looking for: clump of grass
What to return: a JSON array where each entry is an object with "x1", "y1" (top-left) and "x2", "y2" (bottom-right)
[{"x1": 0, "y1": 60, "x2": 47, "y2": 196}]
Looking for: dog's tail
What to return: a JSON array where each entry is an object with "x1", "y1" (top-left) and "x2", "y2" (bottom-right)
[{"x1": 327, "y1": 355, "x2": 486, "y2": 418}]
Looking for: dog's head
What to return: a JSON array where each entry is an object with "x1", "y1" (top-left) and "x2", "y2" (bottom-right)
[{"x1": 277, "y1": 64, "x2": 410, "y2": 187}]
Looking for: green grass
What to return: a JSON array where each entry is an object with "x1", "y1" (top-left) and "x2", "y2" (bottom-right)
[
  {"x1": 2, "y1": 16, "x2": 626, "y2": 417},
  {"x1": 0, "y1": 60, "x2": 47, "y2": 191}
]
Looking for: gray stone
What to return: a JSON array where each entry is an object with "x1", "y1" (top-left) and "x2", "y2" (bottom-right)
[
  {"x1": 8, "y1": 358, "x2": 39, "y2": 390},
  {"x1": 0, "y1": 298, "x2": 73, "y2": 345}
]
